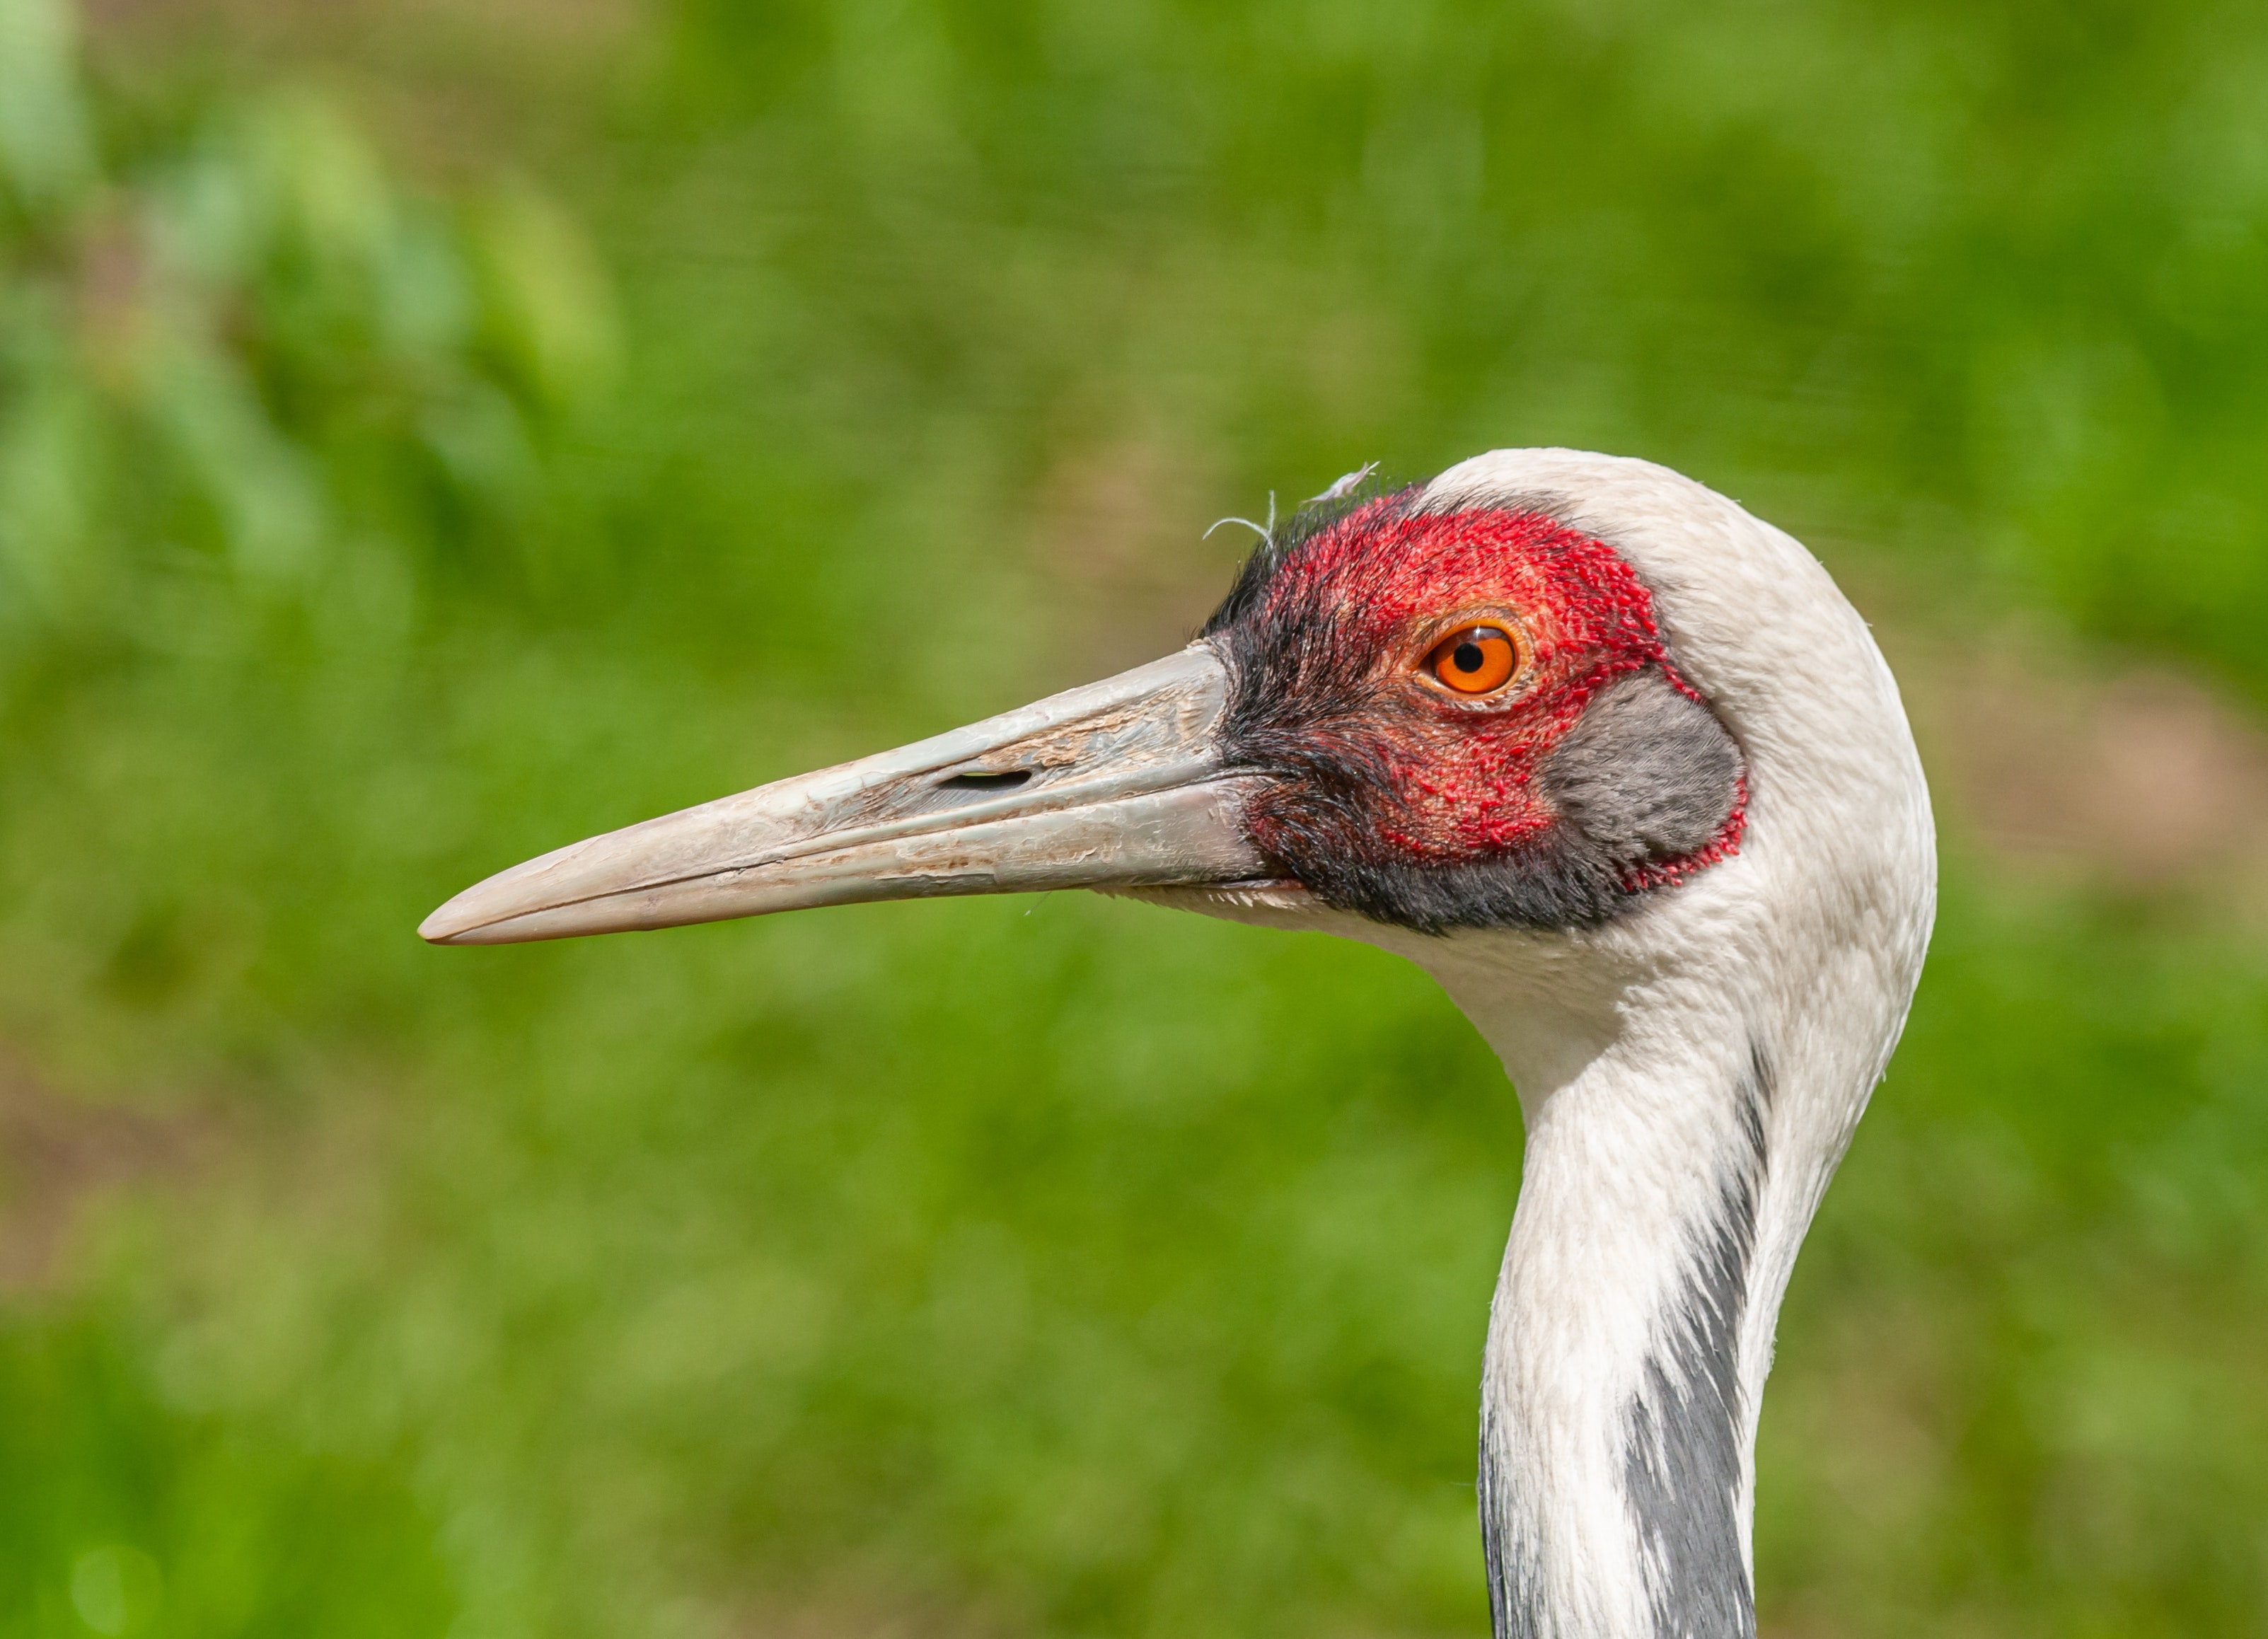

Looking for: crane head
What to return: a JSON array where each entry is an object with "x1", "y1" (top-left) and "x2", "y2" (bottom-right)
[{"x1": 420, "y1": 470, "x2": 1745, "y2": 947}]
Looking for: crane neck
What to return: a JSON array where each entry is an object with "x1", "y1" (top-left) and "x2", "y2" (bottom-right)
[{"x1": 1413, "y1": 892, "x2": 1909, "y2": 1639}]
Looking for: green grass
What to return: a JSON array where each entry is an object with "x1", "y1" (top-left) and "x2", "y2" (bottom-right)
[{"x1": 3, "y1": 0, "x2": 2267, "y2": 1634}]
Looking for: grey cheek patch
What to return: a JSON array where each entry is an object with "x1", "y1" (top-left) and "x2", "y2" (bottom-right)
[{"x1": 1539, "y1": 670, "x2": 1744, "y2": 874}]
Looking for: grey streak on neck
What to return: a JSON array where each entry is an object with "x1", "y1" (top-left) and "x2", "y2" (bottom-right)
[
  {"x1": 1619, "y1": 1041, "x2": 1773, "y2": 1639},
  {"x1": 1479, "y1": 1389, "x2": 1541, "y2": 1637}
]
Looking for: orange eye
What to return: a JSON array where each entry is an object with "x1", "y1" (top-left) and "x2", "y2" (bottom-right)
[{"x1": 1426, "y1": 626, "x2": 1518, "y2": 694}]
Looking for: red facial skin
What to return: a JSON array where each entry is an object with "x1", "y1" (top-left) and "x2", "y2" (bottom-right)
[{"x1": 1238, "y1": 499, "x2": 1745, "y2": 888}]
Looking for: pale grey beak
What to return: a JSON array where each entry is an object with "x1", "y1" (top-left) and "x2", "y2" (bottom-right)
[{"x1": 419, "y1": 644, "x2": 1272, "y2": 945}]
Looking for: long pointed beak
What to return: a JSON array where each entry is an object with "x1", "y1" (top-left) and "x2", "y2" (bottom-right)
[{"x1": 420, "y1": 644, "x2": 1273, "y2": 946}]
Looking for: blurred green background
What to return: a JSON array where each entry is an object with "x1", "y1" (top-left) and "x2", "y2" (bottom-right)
[{"x1": 3, "y1": 0, "x2": 2267, "y2": 1634}]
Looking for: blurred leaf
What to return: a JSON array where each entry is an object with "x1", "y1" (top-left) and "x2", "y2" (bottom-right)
[
  {"x1": 470, "y1": 180, "x2": 620, "y2": 412},
  {"x1": 0, "y1": 0, "x2": 95, "y2": 212}
]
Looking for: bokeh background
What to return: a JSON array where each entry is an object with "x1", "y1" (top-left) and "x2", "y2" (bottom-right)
[{"x1": 3, "y1": 0, "x2": 2267, "y2": 1634}]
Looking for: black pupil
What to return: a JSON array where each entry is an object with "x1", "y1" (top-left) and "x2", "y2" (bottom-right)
[{"x1": 1452, "y1": 641, "x2": 1486, "y2": 673}]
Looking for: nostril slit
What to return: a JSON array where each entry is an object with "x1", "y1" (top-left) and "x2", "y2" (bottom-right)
[{"x1": 939, "y1": 770, "x2": 1033, "y2": 792}]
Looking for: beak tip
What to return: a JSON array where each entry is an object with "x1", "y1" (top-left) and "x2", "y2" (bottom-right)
[{"x1": 418, "y1": 893, "x2": 490, "y2": 946}]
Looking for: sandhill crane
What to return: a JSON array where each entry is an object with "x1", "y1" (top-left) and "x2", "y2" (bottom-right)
[{"x1": 423, "y1": 448, "x2": 1936, "y2": 1639}]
